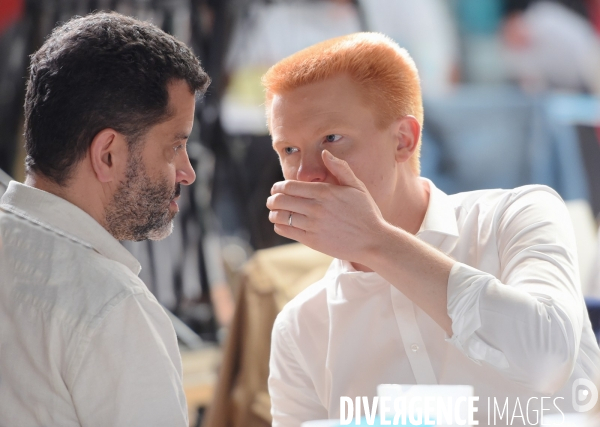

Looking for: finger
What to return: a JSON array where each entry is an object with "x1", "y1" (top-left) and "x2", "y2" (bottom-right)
[
  {"x1": 266, "y1": 193, "x2": 315, "y2": 216},
  {"x1": 271, "y1": 179, "x2": 331, "y2": 198},
  {"x1": 321, "y1": 150, "x2": 364, "y2": 189},
  {"x1": 268, "y1": 210, "x2": 308, "y2": 231},
  {"x1": 273, "y1": 223, "x2": 307, "y2": 242}
]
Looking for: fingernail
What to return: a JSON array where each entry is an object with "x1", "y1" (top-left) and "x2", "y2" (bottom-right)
[{"x1": 325, "y1": 150, "x2": 334, "y2": 161}]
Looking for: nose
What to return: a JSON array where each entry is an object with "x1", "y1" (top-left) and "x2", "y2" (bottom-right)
[
  {"x1": 296, "y1": 151, "x2": 327, "y2": 182},
  {"x1": 177, "y1": 152, "x2": 196, "y2": 185}
]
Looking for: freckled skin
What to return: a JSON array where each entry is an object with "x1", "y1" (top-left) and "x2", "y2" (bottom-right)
[
  {"x1": 266, "y1": 74, "x2": 454, "y2": 334},
  {"x1": 270, "y1": 75, "x2": 403, "y2": 226}
]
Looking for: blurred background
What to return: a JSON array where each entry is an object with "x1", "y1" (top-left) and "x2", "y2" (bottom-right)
[{"x1": 1, "y1": 0, "x2": 600, "y2": 425}]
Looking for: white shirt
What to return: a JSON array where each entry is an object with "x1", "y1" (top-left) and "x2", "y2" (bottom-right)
[
  {"x1": 0, "y1": 182, "x2": 188, "y2": 427},
  {"x1": 269, "y1": 180, "x2": 600, "y2": 426}
]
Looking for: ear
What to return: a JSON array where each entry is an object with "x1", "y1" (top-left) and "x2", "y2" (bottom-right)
[
  {"x1": 89, "y1": 128, "x2": 129, "y2": 183},
  {"x1": 393, "y1": 115, "x2": 421, "y2": 164}
]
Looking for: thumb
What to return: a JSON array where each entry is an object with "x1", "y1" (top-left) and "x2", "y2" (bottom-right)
[{"x1": 322, "y1": 150, "x2": 364, "y2": 189}]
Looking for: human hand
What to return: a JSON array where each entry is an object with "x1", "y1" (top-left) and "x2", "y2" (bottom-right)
[{"x1": 266, "y1": 150, "x2": 387, "y2": 263}]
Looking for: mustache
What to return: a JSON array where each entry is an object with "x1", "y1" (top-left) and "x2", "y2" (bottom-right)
[{"x1": 172, "y1": 183, "x2": 181, "y2": 200}]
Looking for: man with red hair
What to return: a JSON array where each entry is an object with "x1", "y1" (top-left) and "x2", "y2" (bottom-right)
[{"x1": 264, "y1": 32, "x2": 599, "y2": 426}]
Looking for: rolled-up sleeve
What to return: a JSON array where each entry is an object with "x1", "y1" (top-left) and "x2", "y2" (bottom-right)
[{"x1": 446, "y1": 188, "x2": 583, "y2": 394}]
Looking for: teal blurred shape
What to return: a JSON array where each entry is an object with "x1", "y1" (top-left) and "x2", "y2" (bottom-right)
[{"x1": 455, "y1": 0, "x2": 503, "y2": 34}]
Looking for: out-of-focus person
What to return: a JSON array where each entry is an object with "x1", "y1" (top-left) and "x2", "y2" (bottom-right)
[{"x1": 502, "y1": 0, "x2": 600, "y2": 94}]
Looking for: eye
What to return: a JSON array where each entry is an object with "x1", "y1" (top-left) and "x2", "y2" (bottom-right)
[
  {"x1": 324, "y1": 134, "x2": 342, "y2": 143},
  {"x1": 174, "y1": 144, "x2": 185, "y2": 153},
  {"x1": 284, "y1": 147, "x2": 299, "y2": 155}
]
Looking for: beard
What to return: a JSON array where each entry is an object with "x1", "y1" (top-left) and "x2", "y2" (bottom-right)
[{"x1": 105, "y1": 151, "x2": 180, "y2": 242}]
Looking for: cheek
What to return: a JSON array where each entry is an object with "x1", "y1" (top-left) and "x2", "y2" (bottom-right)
[
  {"x1": 348, "y1": 157, "x2": 391, "y2": 192},
  {"x1": 340, "y1": 152, "x2": 364, "y2": 177}
]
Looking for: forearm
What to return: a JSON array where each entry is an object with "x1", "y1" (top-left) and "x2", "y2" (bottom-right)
[
  {"x1": 363, "y1": 221, "x2": 580, "y2": 394},
  {"x1": 363, "y1": 221, "x2": 455, "y2": 335}
]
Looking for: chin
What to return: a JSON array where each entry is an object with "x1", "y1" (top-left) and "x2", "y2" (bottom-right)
[{"x1": 147, "y1": 221, "x2": 174, "y2": 241}]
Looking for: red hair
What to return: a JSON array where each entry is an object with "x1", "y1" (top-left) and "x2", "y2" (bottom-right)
[{"x1": 262, "y1": 32, "x2": 423, "y2": 173}]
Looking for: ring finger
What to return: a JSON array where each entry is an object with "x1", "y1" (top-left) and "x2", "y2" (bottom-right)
[{"x1": 268, "y1": 210, "x2": 307, "y2": 230}]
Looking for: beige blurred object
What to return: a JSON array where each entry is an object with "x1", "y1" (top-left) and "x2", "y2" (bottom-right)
[
  {"x1": 210, "y1": 283, "x2": 236, "y2": 327},
  {"x1": 182, "y1": 346, "x2": 222, "y2": 427},
  {"x1": 202, "y1": 243, "x2": 333, "y2": 427}
]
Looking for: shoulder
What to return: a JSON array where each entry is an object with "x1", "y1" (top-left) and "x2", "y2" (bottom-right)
[
  {"x1": 0, "y1": 209, "x2": 152, "y2": 327},
  {"x1": 61, "y1": 252, "x2": 160, "y2": 341},
  {"x1": 274, "y1": 272, "x2": 331, "y2": 339},
  {"x1": 448, "y1": 184, "x2": 565, "y2": 215},
  {"x1": 448, "y1": 185, "x2": 576, "y2": 252},
  {"x1": 78, "y1": 253, "x2": 155, "y2": 318},
  {"x1": 447, "y1": 185, "x2": 570, "y2": 231}
]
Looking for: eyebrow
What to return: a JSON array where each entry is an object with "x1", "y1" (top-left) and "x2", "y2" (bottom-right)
[
  {"x1": 272, "y1": 116, "x2": 349, "y2": 147},
  {"x1": 312, "y1": 118, "x2": 347, "y2": 136},
  {"x1": 174, "y1": 132, "x2": 190, "y2": 141},
  {"x1": 272, "y1": 138, "x2": 288, "y2": 150}
]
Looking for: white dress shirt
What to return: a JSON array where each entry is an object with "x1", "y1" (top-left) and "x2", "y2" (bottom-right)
[
  {"x1": 269, "y1": 179, "x2": 600, "y2": 426},
  {"x1": 0, "y1": 182, "x2": 188, "y2": 427}
]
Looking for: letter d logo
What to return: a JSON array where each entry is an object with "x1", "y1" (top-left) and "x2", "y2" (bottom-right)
[{"x1": 572, "y1": 378, "x2": 598, "y2": 412}]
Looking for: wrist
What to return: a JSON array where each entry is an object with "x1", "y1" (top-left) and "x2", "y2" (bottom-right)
[{"x1": 361, "y1": 219, "x2": 404, "y2": 270}]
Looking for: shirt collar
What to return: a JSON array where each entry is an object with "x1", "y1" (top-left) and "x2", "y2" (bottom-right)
[
  {"x1": 417, "y1": 178, "x2": 459, "y2": 239},
  {"x1": 331, "y1": 180, "x2": 459, "y2": 275},
  {"x1": 327, "y1": 178, "x2": 460, "y2": 296},
  {"x1": 0, "y1": 181, "x2": 141, "y2": 275}
]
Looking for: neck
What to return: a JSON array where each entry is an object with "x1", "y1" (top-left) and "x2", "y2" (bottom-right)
[
  {"x1": 387, "y1": 172, "x2": 430, "y2": 235},
  {"x1": 25, "y1": 172, "x2": 109, "y2": 228}
]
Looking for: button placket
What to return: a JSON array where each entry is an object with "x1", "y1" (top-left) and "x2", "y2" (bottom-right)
[{"x1": 391, "y1": 286, "x2": 438, "y2": 384}]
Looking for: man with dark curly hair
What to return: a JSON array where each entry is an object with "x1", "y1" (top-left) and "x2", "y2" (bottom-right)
[{"x1": 0, "y1": 12, "x2": 210, "y2": 426}]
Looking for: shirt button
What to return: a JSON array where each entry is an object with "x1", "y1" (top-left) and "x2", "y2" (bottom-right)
[{"x1": 411, "y1": 344, "x2": 419, "y2": 352}]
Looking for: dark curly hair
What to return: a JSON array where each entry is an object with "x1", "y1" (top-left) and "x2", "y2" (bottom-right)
[{"x1": 24, "y1": 12, "x2": 210, "y2": 185}]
